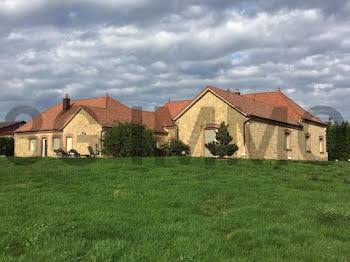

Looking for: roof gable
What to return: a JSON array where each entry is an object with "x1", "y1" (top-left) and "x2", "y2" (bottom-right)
[
  {"x1": 174, "y1": 87, "x2": 248, "y2": 121},
  {"x1": 174, "y1": 86, "x2": 303, "y2": 126},
  {"x1": 15, "y1": 96, "x2": 163, "y2": 133}
]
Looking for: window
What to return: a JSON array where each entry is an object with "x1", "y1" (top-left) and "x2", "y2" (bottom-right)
[
  {"x1": 319, "y1": 137, "x2": 324, "y2": 153},
  {"x1": 66, "y1": 137, "x2": 73, "y2": 152},
  {"x1": 30, "y1": 139, "x2": 37, "y2": 151},
  {"x1": 305, "y1": 134, "x2": 311, "y2": 152},
  {"x1": 53, "y1": 137, "x2": 61, "y2": 150},
  {"x1": 285, "y1": 131, "x2": 291, "y2": 150}
]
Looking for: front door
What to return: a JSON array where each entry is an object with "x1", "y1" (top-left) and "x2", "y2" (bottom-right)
[
  {"x1": 42, "y1": 138, "x2": 48, "y2": 157},
  {"x1": 204, "y1": 128, "x2": 216, "y2": 157}
]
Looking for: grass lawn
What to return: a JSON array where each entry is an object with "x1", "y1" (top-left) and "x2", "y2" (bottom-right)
[{"x1": 0, "y1": 157, "x2": 350, "y2": 261}]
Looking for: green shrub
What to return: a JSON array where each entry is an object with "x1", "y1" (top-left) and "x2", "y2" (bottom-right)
[
  {"x1": 0, "y1": 137, "x2": 14, "y2": 156},
  {"x1": 157, "y1": 140, "x2": 190, "y2": 156},
  {"x1": 205, "y1": 122, "x2": 239, "y2": 158},
  {"x1": 102, "y1": 122, "x2": 157, "y2": 157},
  {"x1": 168, "y1": 140, "x2": 190, "y2": 156}
]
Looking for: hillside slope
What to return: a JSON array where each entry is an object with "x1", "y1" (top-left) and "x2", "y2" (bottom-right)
[{"x1": 0, "y1": 158, "x2": 349, "y2": 261}]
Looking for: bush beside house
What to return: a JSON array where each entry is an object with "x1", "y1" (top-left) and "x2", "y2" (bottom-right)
[
  {"x1": 159, "y1": 140, "x2": 191, "y2": 156},
  {"x1": 0, "y1": 137, "x2": 14, "y2": 156},
  {"x1": 102, "y1": 122, "x2": 157, "y2": 157}
]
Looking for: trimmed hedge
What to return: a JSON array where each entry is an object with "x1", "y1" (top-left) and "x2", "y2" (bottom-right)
[{"x1": 0, "y1": 137, "x2": 14, "y2": 156}]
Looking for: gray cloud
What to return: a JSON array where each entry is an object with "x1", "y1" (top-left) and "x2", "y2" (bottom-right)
[{"x1": 0, "y1": 0, "x2": 350, "y2": 122}]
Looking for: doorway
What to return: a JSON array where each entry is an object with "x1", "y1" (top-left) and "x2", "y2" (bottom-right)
[
  {"x1": 204, "y1": 128, "x2": 216, "y2": 157},
  {"x1": 42, "y1": 138, "x2": 48, "y2": 157}
]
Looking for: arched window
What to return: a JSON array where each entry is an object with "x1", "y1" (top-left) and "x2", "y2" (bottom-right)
[
  {"x1": 319, "y1": 137, "x2": 325, "y2": 153},
  {"x1": 285, "y1": 130, "x2": 291, "y2": 150},
  {"x1": 305, "y1": 134, "x2": 311, "y2": 152}
]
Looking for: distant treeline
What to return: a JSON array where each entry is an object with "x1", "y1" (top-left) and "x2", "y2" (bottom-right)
[{"x1": 327, "y1": 121, "x2": 350, "y2": 161}]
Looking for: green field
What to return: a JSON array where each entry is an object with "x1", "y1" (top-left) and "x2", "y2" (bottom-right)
[{"x1": 0, "y1": 157, "x2": 349, "y2": 261}]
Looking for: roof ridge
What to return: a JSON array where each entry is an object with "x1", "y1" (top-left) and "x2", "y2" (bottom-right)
[
  {"x1": 70, "y1": 96, "x2": 107, "y2": 102},
  {"x1": 242, "y1": 90, "x2": 279, "y2": 96},
  {"x1": 209, "y1": 86, "x2": 284, "y2": 112}
]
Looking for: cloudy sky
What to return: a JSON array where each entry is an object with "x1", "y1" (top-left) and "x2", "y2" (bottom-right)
[{"x1": 1, "y1": 0, "x2": 350, "y2": 121}]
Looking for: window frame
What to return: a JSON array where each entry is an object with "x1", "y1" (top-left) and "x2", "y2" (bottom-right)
[
  {"x1": 319, "y1": 136, "x2": 325, "y2": 154},
  {"x1": 285, "y1": 130, "x2": 292, "y2": 151},
  {"x1": 305, "y1": 133, "x2": 311, "y2": 153},
  {"x1": 53, "y1": 136, "x2": 61, "y2": 151},
  {"x1": 29, "y1": 138, "x2": 37, "y2": 152}
]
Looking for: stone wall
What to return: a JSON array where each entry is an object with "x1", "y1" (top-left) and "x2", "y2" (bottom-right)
[
  {"x1": 247, "y1": 118, "x2": 328, "y2": 160},
  {"x1": 14, "y1": 131, "x2": 62, "y2": 157},
  {"x1": 15, "y1": 108, "x2": 103, "y2": 157},
  {"x1": 176, "y1": 90, "x2": 328, "y2": 160},
  {"x1": 62, "y1": 108, "x2": 102, "y2": 156},
  {"x1": 177, "y1": 91, "x2": 246, "y2": 157}
]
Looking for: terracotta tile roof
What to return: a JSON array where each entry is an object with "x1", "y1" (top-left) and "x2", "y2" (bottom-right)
[
  {"x1": 0, "y1": 121, "x2": 25, "y2": 129},
  {"x1": 155, "y1": 100, "x2": 192, "y2": 128},
  {"x1": 175, "y1": 86, "x2": 326, "y2": 126},
  {"x1": 242, "y1": 90, "x2": 327, "y2": 125},
  {"x1": 205, "y1": 86, "x2": 301, "y2": 126},
  {"x1": 15, "y1": 95, "x2": 164, "y2": 133},
  {"x1": 15, "y1": 86, "x2": 326, "y2": 134}
]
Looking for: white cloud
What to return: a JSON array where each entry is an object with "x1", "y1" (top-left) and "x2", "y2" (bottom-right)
[{"x1": 0, "y1": 1, "x2": 350, "y2": 120}]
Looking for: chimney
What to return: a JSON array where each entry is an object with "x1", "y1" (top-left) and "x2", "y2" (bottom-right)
[
  {"x1": 63, "y1": 93, "x2": 70, "y2": 111},
  {"x1": 234, "y1": 89, "x2": 240, "y2": 95}
]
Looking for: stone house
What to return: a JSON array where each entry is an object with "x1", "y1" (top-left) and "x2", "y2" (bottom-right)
[{"x1": 14, "y1": 86, "x2": 328, "y2": 160}]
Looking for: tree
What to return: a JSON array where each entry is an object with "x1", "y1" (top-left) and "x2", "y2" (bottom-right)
[
  {"x1": 326, "y1": 120, "x2": 350, "y2": 161},
  {"x1": 102, "y1": 122, "x2": 157, "y2": 157},
  {"x1": 205, "y1": 122, "x2": 239, "y2": 158}
]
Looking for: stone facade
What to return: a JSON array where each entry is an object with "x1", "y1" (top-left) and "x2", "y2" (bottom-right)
[
  {"x1": 177, "y1": 91, "x2": 246, "y2": 158},
  {"x1": 14, "y1": 131, "x2": 62, "y2": 157},
  {"x1": 176, "y1": 91, "x2": 328, "y2": 160},
  {"x1": 15, "y1": 109, "x2": 103, "y2": 157},
  {"x1": 247, "y1": 118, "x2": 327, "y2": 160},
  {"x1": 62, "y1": 108, "x2": 102, "y2": 155}
]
